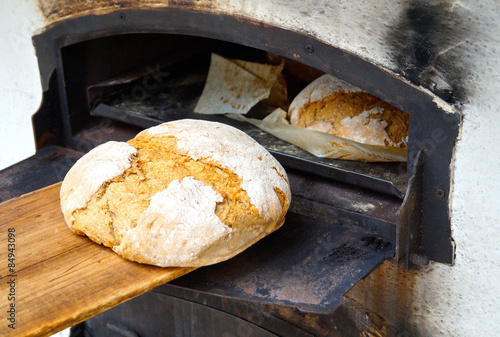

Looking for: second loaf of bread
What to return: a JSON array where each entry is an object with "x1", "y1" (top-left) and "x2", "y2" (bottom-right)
[
  {"x1": 60, "y1": 119, "x2": 291, "y2": 267},
  {"x1": 288, "y1": 74, "x2": 409, "y2": 148}
]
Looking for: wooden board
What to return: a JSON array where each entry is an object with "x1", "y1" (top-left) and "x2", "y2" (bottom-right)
[{"x1": 0, "y1": 183, "x2": 195, "y2": 337}]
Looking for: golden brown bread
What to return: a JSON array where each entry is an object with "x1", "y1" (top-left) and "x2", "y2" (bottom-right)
[
  {"x1": 289, "y1": 74, "x2": 409, "y2": 148},
  {"x1": 60, "y1": 119, "x2": 291, "y2": 267}
]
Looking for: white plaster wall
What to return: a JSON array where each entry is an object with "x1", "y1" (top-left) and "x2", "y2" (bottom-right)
[
  {"x1": 0, "y1": 1, "x2": 499, "y2": 336},
  {"x1": 417, "y1": 3, "x2": 500, "y2": 335},
  {"x1": 0, "y1": 2, "x2": 69, "y2": 335},
  {"x1": 0, "y1": 0, "x2": 46, "y2": 170}
]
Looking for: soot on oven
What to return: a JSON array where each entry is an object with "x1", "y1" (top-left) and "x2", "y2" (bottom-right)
[{"x1": 387, "y1": 0, "x2": 473, "y2": 104}]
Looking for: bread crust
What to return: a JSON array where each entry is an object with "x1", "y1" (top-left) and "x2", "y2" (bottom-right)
[
  {"x1": 60, "y1": 119, "x2": 291, "y2": 267},
  {"x1": 289, "y1": 74, "x2": 409, "y2": 147}
]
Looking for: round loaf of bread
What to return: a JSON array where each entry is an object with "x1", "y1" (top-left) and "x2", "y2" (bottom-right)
[
  {"x1": 60, "y1": 119, "x2": 291, "y2": 267},
  {"x1": 289, "y1": 74, "x2": 409, "y2": 148}
]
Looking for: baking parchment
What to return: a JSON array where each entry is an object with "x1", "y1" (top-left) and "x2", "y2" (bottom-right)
[
  {"x1": 229, "y1": 109, "x2": 408, "y2": 162},
  {"x1": 194, "y1": 53, "x2": 287, "y2": 114}
]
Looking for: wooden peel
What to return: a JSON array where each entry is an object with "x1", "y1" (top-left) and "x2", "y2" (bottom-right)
[{"x1": 0, "y1": 183, "x2": 194, "y2": 337}]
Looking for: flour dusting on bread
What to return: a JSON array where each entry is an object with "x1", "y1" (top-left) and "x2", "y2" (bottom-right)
[
  {"x1": 115, "y1": 177, "x2": 231, "y2": 266},
  {"x1": 60, "y1": 141, "x2": 137, "y2": 220},
  {"x1": 146, "y1": 120, "x2": 290, "y2": 220},
  {"x1": 338, "y1": 108, "x2": 391, "y2": 146}
]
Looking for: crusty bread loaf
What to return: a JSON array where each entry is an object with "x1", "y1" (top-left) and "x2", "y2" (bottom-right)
[
  {"x1": 60, "y1": 119, "x2": 291, "y2": 267},
  {"x1": 289, "y1": 74, "x2": 409, "y2": 148}
]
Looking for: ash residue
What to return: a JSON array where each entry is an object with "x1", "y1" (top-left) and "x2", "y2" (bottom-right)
[
  {"x1": 327, "y1": 242, "x2": 364, "y2": 264},
  {"x1": 326, "y1": 235, "x2": 392, "y2": 264}
]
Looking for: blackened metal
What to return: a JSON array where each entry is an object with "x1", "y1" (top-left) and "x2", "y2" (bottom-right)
[
  {"x1": 410, "y1": 111, "x2": 459, "y2": 265},
  {"x1": 80, "y1": 290, "x2": 310, "y2": 337},
  {"x1": 31, "y1": 71, "x2": 65, "y2": 150},
  {"x1": 91, "y1": 103, "x2": 163, "y2": 130},
  {"x1": 267, "y1": 152, "x2": 406, "y2": 200},
  {"x1": 70, "y1": 117, "x2": 142, "y2": 148},
  {"x1": 290, "y1": 197, "x2": 396, "y2": 244},
  {"x1": 155, "y1": 284, "x2": 363, "y2": 337},
  {"x1": 85, "y1": 38, "x2": 215, "y2": 108},
  {"x1": 0, "y1": 145, "x2": 83, "y2": 203},
  {"x1": 396, "y1": 150, "x2": 424, "y2": 268},
  {"x1": 106, "y1": 321, "x2": 138, "y2": 337},
  {"x1": 171, "y1": 212, "x2": 394, "y2": 314},
  {"x1": 68, "y1": 323, "x2": 86, "y2": 337},
  {"x1": 287, "y1": 168, "x2": 399, "y2": 243},
  {"x1": 286, "y1": 168, "x2": 401, "y2": 224},
  {"x1": 92, "y1": 102, "x2": 408, "y2": 199}
]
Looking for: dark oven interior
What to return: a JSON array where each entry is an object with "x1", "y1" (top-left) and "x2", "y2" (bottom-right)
[{"x1": 0, "y1": 7, "x2": 460, "y2": 337}]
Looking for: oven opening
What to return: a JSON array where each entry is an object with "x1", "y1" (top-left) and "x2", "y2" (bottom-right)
[
  {"x1": 60, "y1": 33, "x2": 409, "y2": 200},
  {"x1": 28, "y1": 8, "x2": 458, "y2": 276},
  {"x1": 51, "y1": 32, "x2": 411, "y2": 314}
]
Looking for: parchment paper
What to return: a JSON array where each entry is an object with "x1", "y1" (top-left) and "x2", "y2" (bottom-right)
[
  {"x1": 229, "y1": 109, "x2": 408, "y2": 162},
  {"x1": 194, "y1": 53, "x2": 287, "y2": 114}
]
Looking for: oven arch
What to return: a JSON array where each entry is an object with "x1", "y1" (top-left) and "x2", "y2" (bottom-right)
[{"x1": 33, "y1": 6, "x2": 459, "y2": 266}]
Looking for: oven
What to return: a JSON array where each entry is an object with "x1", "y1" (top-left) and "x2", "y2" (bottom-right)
[{"x1": 2, "y1": 1, "x2": 492, "y2": 336}]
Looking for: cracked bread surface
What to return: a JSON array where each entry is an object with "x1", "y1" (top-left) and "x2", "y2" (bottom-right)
[
  {"x1": 60, "y1": 119, "x2": 291, "y2": 267},
  {"x1": 289, "y1": 74, "x2": 409, "y2": 148}
]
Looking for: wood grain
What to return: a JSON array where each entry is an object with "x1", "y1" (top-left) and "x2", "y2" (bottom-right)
[{"x1": 0, "y1": 183, "x2": 195, "y2": 337}]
